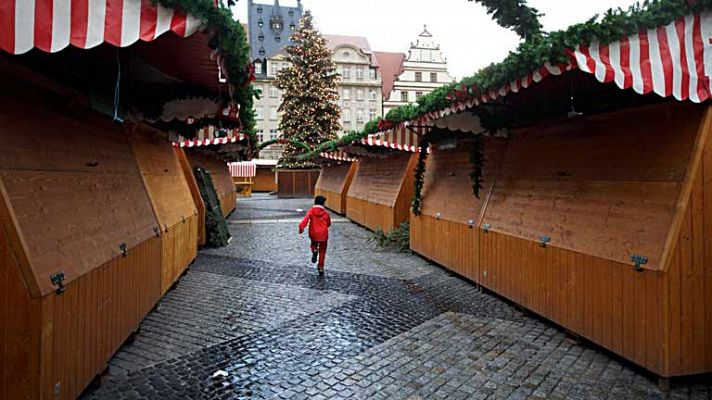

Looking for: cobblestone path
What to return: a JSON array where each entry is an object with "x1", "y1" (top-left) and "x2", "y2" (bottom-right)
[{"x1": 83, "y1": 195, "x2": 712, "y2": 399}]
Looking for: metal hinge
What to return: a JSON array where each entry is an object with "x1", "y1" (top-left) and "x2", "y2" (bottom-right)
[
  {"x1": 467, "y1": 219, "x2": 475, "y2": 229},
  {"x1": 50, "y1": 271, "x2": 66, "y2": 295},
  {"x1": 539, "y1": 236, "x2": 551, "y2": 248},
  {"x1": 119, "y1": 243, "x2": 128, "y2": 257},
  {"x1": 153, "y1": 227, "x2": 161, "y2": 237},
  {"x1": 482, "y1": 223, "x2": 491, "y2": 233},
  {"x1": 631, "y1": 254, "x2": 648, "y2": 272}
]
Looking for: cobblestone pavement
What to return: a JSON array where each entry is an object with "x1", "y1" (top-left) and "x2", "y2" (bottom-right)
[{"x1": 84, "y1": 194, "x2": 712, "y2": 399}]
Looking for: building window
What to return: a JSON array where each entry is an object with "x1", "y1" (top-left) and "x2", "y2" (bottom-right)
[
  {"x1": 271, "y1": 62, "x2": 279, "y2": 76},
  {"x1": 275, "y1": 35, "x2": 281, "y2": 42},
  {"x1": 356, "y1": 89, "x2": 364, "y2": 101},
  {"x1": 416, "y1": 91, "x2": 423, "y2": 99},
  {"x1": 356, "y1": 67, "x2": 364, "y2": 80},
  {"x1": 271, "y1": 21, "x2": 282, "y2": 30},
  {"x1": 342, "y1": 67, "x2": 351, "y2": 80},
  {"x1": 270, "y1": 129, "x2": 278, "y2": 140},
  {"x1": 401, "y1": 91, "x2": 408, "y2": 102},
  {"x1": 258, "y1": 33, "x2": 265, "y2": 41},
  {"x1": 369, "y1": 89, "x2": 377, "y2": 101},
  {"x1": 257, "y1": 6, "x2": 263, "y2": 13},
  {"x1": 269, "y1": 107, "x2": 278, "y2": 120},
  {"x1": 430, "y1": 72, "x2": 437, "y2": 83},
  {"x1": 343, "y1": 110, "x2": 351, "y2": 122},
  {"x1": 257, "y1": 130, "x2": 264, "y2": 142},
  {"x1": 356, "y1": 109, "x2": 364, "y2": 122},
  {"x1": 288, "y1": 10, "x2": 294, "y2": 16},
  {"x1": 369, "y1": 68, "x2": 377, "y2": 80},
  {"x1": 415, "y1": 72, "x2": 422, "y2": 82},
  {"x1": 343, "y1": 88, "x2": 351, "y2": 100},
  {"x1": 269, "y1": 86, "x2": 279, "y2": 98},
  {"x1": 290, "y1": 23, "x2": 295, "y2": 30},
  {"x1": 369, "y1": 109, "x2": 377, "y2": 120},
  {"x1": 256, "y1": 107, "x2": 264, "y2": 120},
  {"x1": 258, "y1": 47, "x2": 265, "y2": 56}
]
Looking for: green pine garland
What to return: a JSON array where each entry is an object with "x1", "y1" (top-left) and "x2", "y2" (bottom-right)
[
  {"x1": 298, "y1": 0, "x2": 712, "y2": 165},
  {"x1": 411, "y1": 134, "x2": 431, "y2": 216},
  {"x1": 153, "y1": 0, "x2": 258, "y2": 152},
  {"x1": 469, "y1": 136, "x2": 485, "y2": 199},
  {"x1": 468, "y1": 0, "x2": 542, "y2": 40}
]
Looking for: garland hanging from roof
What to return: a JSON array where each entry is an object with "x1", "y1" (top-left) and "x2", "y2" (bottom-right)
[
  {"x1": 467, "y1": 0, "x2": 543, "y2": 41},
  {"x1": 298, "y1": 0, "x2": 712, "y2": 165},
  {"x1": 411, "y1": 133, "x2": 432, "y2": 216},
  {"x1": 469, "y1": 135, "x2": 485, "y2": 199},
  {"x1": 153, "y1": 0, "x2": 258, "y2": 151}
]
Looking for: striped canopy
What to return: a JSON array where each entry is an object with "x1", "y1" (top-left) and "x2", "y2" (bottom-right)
[
  {"x1": 173, "y1": 126, "x2": 246, "y2": 148},
  {"x1": 418, "y1": 12, "x2": 712, "y2": 127},
  {"x1": 229, "y1": 162, "x2": 256, "y2": 178},
  {"x1": 320, "y1": 151, "x2": 355, "y2": 162},
  {"x1": 0, "y1": 0, "x2": 201, "y2": 55},
  {"x1": 361, "y1": 124, "x2": 427, "y2": 153}
]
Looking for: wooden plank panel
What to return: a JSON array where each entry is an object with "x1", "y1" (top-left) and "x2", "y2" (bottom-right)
[{"x1": 347, "y1": 153, "x2": 412, "y2": 207}]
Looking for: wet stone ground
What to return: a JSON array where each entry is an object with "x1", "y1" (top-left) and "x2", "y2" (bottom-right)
[{"x1": 83, "y1": 194, "x2": 712, "y2": 400}]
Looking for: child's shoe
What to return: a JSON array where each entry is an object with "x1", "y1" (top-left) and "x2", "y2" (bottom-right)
[
  {"x1": 318, "y1": 267, "x2": 324, "y2": 276},
  {"x1": 311, "y1": 249, "x2": 319, "y2": 263}
]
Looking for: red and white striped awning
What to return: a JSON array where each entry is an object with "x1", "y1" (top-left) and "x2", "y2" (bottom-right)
[
  {"x1": 320, "y1": 151, "x2": 355, "y2": 162},
  {"x1": 416, "y1": 12, "x2": 712, "y2": 126},
  {"x1": 173, "y1": 126, "x2": 246, "y2": 148},
  {"x1": 228, "y1": 161, "x2": 256, "y2": 178},
  {"x1": 361, "y1": 124, "x2": 427, "y2": 152},
  {"x1": 0, "y1": 0, "x2": 202, "y2": 55},
  {"x1": 575, "y1": 12, "x2": 712, "y2": 103}
]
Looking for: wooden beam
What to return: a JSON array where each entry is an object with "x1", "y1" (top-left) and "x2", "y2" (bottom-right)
[{"x1": 659, "y1": 105, "x2": 712, "y2": 272}]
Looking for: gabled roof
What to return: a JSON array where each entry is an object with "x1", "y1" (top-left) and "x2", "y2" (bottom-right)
[
  {"x1": 374, "y1": 51, "x2": 406, "y2": 98},
  {"x1": 324, "y1": 34, "x2": 379, "y2": 66}
]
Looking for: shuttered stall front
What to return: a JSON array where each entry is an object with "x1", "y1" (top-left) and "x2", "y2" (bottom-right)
[
  {"x1": 346, "y1": 152, "x2": 417, "y2": 233},
  {"x1": 176, "y1": 148, "x2": 207, "y2": 246},
  {"x1": 314, "y1": 162, "x2": 358, "y2": 214},
  {"x1": 0, "y1": 80, "x2": 162, "y2": 399},
  {"x1": 254, "y1": 166, "x2": 277, "y2": 192},
  {"x1": 413, "y1": 101, "x2": 712, "y2": 377},
  {"x1": 277, "y1": 169, "x2": 321, "y2": 198},
  {"x1": 187, "y1": 152, "x2": 237, "y2": 218},
  {"x1": 131, "y1": 128, "x2": 198, "y2": 294},
  {"x1": 410, "y1": 138, "x2": 506, "y2": 280}
]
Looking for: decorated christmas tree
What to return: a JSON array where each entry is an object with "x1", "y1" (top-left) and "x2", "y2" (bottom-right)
[{"x1": 275, "y1": 10, "x2": 340, "y2": 168}]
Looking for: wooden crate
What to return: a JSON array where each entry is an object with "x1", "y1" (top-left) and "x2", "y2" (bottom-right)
[
  {"x1": 410, "y1": 102, "x2": 712, "y2": 377},
  {"x1": 253, "y1": 167, "x2": 277, "y2": 192},
  {"x1": 186, "y1": 152, "x2": 237, "y2": 218},
  {"x1": 130, "y1": 127, "x2": 198, "y2": 294},
  {"x1": 346, "y1": 152, "x2": 417, "y2": 233},
  {"x1": 0, "y1": 79, "x2": 164, "y2": 399},
  {"x1": 277, "y1": 169, "x2": 321, "y2": 198},
  {"x1": 314, "y1": 162, "x2": 358, "y2": 214}
]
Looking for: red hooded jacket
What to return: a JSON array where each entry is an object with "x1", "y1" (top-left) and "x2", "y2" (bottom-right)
[{"x1": 299, "y1": 205, "x2": 331, "y2": 242}]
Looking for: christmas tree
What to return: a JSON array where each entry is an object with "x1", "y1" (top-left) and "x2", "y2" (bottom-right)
[{"x1": 275, "y1": 10, "x2": 340, "y2": 168}]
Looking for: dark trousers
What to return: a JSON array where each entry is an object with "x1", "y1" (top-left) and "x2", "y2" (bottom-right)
[{"x1": 310, "y1": 240, "x2": 328, "y2": 268}]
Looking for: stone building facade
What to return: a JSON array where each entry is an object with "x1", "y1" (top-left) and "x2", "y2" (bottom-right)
[{"x1": 379, "y1": 26, "x2": 454, "y2": 116}]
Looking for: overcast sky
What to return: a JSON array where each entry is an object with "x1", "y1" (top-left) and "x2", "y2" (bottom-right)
[{"x1": 234, "y1": 0, "x2": 641, "y2": 80}]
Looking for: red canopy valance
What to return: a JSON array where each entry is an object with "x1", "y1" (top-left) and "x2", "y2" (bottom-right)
[{"x1": 0, "y1": 0, "x2": 201, "y2": 54}]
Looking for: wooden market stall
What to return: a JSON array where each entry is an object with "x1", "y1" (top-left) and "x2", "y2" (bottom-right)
[
  {"x1": 130, "y1": 128, "x2": 198, "y2": 294},
  {"x1": 187, "y1": 152, "x2": 237, "y2": 218},
  {"x1": 346, "y1": 152, "x2": 417, "y2": 233},
  {"x1": 0, "y1": 79, "x2": 163, "y2": 400},
  {"x1": 406, "y1": 12, "x2": 712, "y2": 378},
  {"x1": 277, "y1": 169, "x2": 321, "y2": 198},
  {"x1": 0, "y1": 0, "x2": 255, "y2": 397},
  {"x1": 253, "y1": 160, "x2": 279, "y2": 192},
  {"x1": 314, "y1": 162, "x2": 358, "y2": 214}
]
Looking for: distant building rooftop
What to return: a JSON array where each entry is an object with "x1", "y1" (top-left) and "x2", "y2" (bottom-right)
[{"x1": 373, "y1": 51, "x2": 405, "y2": 99}]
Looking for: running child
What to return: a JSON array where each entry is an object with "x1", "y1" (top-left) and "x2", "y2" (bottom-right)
[{"x1": 298, "y1": 195, "x2": 331, "y2": 275}]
